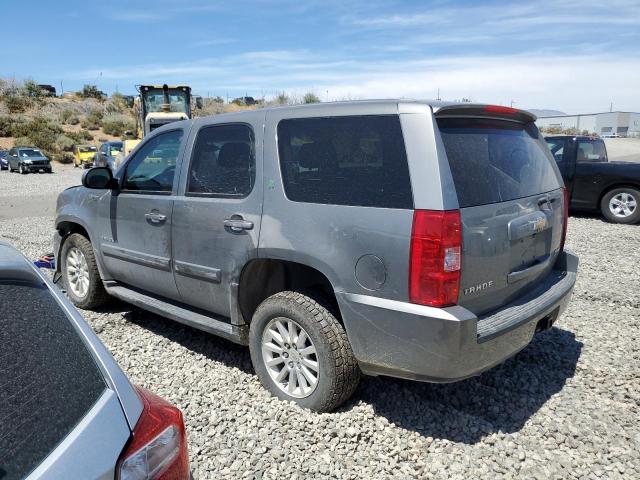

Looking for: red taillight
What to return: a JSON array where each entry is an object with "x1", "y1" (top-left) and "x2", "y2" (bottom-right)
[
  {"x1": 484, "y1": 105, "x2": 518, "y2": 115},
  {"x1": 560, "y1": 187, "x2": 569, "y2": 252},
  {"x1": 117, "y1": 386, "x2": 189, "y2": 480},
  {"x1": 409, "y1": 210, "x2": 462, "y2": 307}
]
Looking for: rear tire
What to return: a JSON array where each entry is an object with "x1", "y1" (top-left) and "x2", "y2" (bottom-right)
[
  {"x1": 61, "y1": 233, "x2": 109, "y2": 309},
  {"x1": 601, "y1": 187, "x2": 640, "y2": 224},
  {"x1": 249, "y1": 291, "x2": 360, "y2": 412}
]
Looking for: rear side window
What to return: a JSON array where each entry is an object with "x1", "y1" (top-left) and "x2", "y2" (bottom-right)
[
  {"x1": 545, "y1": 137, "x2": 569, "y2": 164},
  {"x1": 437, "y1": 118, "x2": 562, "y2": 208},
  {"x1": 277, "y1": 115, "x2": 413, "y2": 209},
  {"x1": 0, "y1": 282, "x2": 106, "y2": 480},
  {"x1": 577, "y1": 138, "x2": 607, "y2": 162},
  {"x1": 187, "y1": 124, "x2": 255, "y2": 197}
]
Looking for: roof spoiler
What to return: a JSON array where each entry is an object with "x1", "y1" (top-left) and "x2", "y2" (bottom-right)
[{"x1": 434, "y1": 104, "x2": 537, "y2": 123}]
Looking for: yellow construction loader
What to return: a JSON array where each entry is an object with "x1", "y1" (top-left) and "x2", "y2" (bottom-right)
[{"x1": 120, "y1": 84, "x2": 194, "y2": 160}]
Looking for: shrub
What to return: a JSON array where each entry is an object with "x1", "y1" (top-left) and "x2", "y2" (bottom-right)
[
  {"x1": 23, "y1": 80, "x2": 42, "y2": 98},
  {"x1": 54, "y1": 152, "x2": 75, "y2": 164},
  {"x1": 13, "y1": 136, "x2": 31, "y2": 147},
  {"x1": 303, "y1": 92, "x2": 320, "y2": 104},
  {"x1": 212, "y1": 96, "x2": 225, "y2": 104},
  {"x1": 102, "y1": 114, "x2": 136, "y2": 136},
  {"x1": 0, "y1": 115, "x2": 23, "y2": 136},
  {"x1": 60, "y1": 108, "x2": 80, "y2": 125},
  {"x1": 67, "y1": 130, "x2": 94, "y2": 143},
  {"x1": 56, "y1": 134, "x2": 75, "y2": 152},
  {"x1": 275, "y1": 92, "x2": 290, "y2": 105},
  {"x1": 81, "y1": 109, "x2": 103, "y2": 130},
  {"x1": 5, "y1": 95, "x2": 30, "y2": 113},
  {"x1": 81, "y1": 84, "x2": 103, "y2": 100}
]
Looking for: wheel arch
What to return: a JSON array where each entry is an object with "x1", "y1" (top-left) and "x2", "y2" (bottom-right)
[
  {"x1": 598, "y1": 182, "x2": 640, "y2": 207},
  {"x1": 55, "y1": 218, "x2": 106, "y2": 278},
  {"x1": 237, "y1": 258, "x2": 341, "y2": 326}
]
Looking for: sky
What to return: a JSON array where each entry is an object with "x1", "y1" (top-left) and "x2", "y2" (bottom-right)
[{"x1": 1, "y1": 0, "x2": 640, "y2": 113}]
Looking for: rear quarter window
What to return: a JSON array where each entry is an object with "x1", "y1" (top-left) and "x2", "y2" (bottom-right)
[
  {"x1": 277, "y1": 115, "x2": 413, "y2": 209},
  {"x1": 0, "y1": 282, "x2": 106, "y2": 480},
  {"x1": 437, "y1": 118, "x2": 563, "y2": 208}
]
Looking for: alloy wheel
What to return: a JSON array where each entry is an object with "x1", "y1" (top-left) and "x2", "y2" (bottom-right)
[
  {"x1": 66, "y1": 247, "x2": 90, "y2": 298},
  {"x1": 261, "y1": 317, "x2": 319, "y2": 398},
  {"x1": 609, "y1": 192, "x2": 637, "y2": 218}
]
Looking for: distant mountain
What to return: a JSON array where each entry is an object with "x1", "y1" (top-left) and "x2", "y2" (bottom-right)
[{"x1": 527, "y1": 109, "x2": 567, "y2": 118}]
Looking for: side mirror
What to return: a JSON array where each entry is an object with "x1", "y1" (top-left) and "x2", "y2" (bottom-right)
[{"x1": 82, "y1": 167, "x2": 117, "y2": 190}]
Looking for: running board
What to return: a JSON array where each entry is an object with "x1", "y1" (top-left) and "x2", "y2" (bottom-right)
[{"x1": 105, "y1": 283, "x2": 248, "y2": 345}]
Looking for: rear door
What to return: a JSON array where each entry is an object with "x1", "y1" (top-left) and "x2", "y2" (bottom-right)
[
  {"x1": 172, "y1": 115, "x2": 263, "y2": 316},
  {"x1": 436, "y1": 113, "x2": 565, "y2": 315}
]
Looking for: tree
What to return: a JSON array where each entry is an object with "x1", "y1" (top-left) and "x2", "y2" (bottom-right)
[
  {"x1": 81, "y1": 84, "x2": 102, "y2": 100},
  {"x1": 23, "y1": 79, "x2": 42, "y2": 98},
  {"x1": 303, "y1": 92, "x2": 320, "y2": 104}
]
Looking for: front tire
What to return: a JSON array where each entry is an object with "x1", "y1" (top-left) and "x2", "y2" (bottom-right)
[
  {"x1": 249, "y1": 291, "x2": 360, "y2": 412},
  {"x1": 19, "y1": 163, "x2": 27, "y2": 174},
  {"x1": 61, "y1": 233, "x2": 109, "y2": 309},
  {"x1": 601, "y1": 187, "x2": 640, "y2": 224}
]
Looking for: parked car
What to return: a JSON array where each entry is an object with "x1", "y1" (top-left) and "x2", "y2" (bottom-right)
[
  {"x1": 73, "y1": 144, "x2": 98, "y2": 168},
  {"x1": 0, "y1": 242, "x2": 190, "y2": 480},
  {"x1": 545, "y1": 135, "x2": 640, "y2": 224},
  {"x1": 6, "y1": 146, "x2": 52, "y2": 174},
  {"x1": 0, "y1": 149, "x2": 8, "y2": 170},
  {"x1": 54, "y1": 101, "x2": 578, "y2": 412},
  {"x1": 94, "y1": 141, "x2": 124, "y2": 170}
]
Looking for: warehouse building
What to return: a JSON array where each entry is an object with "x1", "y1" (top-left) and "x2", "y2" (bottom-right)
[{"x1": 536, "y1": 111, "x2": 640, "y2": 137}]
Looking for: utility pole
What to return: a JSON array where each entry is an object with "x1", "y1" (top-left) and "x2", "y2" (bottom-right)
[
  {"x1": 437, "y1": 88, "x2": 441, "y2": 100},
  {"x1": 326, "y1": 90, "x2": 329, "y2": 102},
  {"x1": 510, "y1": 99, "x2": 515, "y2": 108},
  {"x1": 60, "y1": 80, "x2": 64, "y2": 96},
  {"x1": 610, "y1": 102, "x2": 613, "y2": 112}
]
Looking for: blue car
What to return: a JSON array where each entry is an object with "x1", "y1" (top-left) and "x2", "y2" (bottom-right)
[{"x1": 0, "y1": 149, "x2": 8, "y2": 170}]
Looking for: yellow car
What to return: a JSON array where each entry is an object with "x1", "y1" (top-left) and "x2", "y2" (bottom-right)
[{"x1": 73, "y1": 145, "x2": 98, "y2": 169}]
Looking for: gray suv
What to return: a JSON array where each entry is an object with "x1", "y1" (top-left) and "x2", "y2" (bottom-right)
[{"x1": 54, "y1": 101, "x2": 578, "y2": 412}]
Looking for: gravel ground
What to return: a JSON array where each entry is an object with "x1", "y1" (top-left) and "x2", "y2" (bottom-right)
[
  {"x1": 1, "y1": 171, "x2": 639, "y2": 479},
  {"x1": 0, "y1": 163, "x2": 81, "y2": 198}
]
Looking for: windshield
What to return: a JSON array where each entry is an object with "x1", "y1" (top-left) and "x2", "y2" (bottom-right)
[
  {"x1": 79, "y1": 146, "x2": 97, "y2": 153},
  {"x1": 143, "y1": 89, "x2": 190, "y2": 114},
  {"x1": 437, "y1": 118, "x2": 562, "y2": 207},
  {"x1": 18, "y1": 149, "x2": 44, "y2": 158},
  {"x1": 0, "y1": 281, "x2": 106, "y2": 479}
]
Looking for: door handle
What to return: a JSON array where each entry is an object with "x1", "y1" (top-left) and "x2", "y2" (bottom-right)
[
  {"x1": 145, "y1": 212, "x2": 167, "y2": 223},
  {"x1": 223, "y1": 217, "x2": 253, "y2": 232}
]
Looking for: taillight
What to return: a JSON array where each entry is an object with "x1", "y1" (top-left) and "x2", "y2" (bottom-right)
[
  {"x1": 118, "y1": 386, "x2": 189, "y2": 480},
  {"x1": 560, "y1": 187, "x2": 569, "y2": 252},
  {"x1": 409, "y1": 210, "x2": 462, "y2": 307}
]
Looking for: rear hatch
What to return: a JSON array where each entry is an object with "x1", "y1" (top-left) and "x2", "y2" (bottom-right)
[{"x1": 435, "y1": 106, "x2": 565, "y2": 316}]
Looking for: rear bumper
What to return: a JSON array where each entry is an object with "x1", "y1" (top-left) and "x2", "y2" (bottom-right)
[{"x1": 337, "y1": 250, "x2": 578, "y2": 382}]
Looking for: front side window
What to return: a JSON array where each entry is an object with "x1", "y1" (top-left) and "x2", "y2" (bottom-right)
[
  {"x1": 187, "y1": 124, "x2": 255, "y2": 196},
  {"x1": 123, "y1": 130, "x2": 183, "y2": 192},
  {"x1": 277, "y1": 115, "x2": 413, "y2": 208},
  {"x1": 577, "y1": 139, "x2": 607, "y2": 162}
]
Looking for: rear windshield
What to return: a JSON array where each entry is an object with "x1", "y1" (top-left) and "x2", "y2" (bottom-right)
[
  {"x1": 277, "y1": 115, "x2": 413, "y2": 209},
  {"x1": 437, "y1": 118, "x2": 562, "y2": 207},
  {"x1": 0, "y1": 282, "x2": 106, "y2": 480}
]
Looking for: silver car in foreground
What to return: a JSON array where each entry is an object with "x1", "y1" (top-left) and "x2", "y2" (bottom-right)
[{"x1": 0, "y1": 242, "x2": 190, "y2": 480}]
